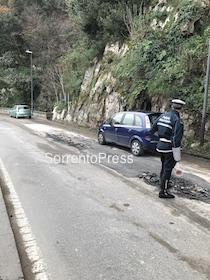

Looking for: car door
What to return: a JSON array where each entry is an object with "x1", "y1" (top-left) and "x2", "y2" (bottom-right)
[
  {"x1": 117, "y1": 113, "x2": 135, "y2": 146},
  {"x1": 103, "y1": 113, "x2": 124, "y2": 143}
]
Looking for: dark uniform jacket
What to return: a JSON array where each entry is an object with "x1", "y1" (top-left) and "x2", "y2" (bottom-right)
[{"x1": 150, "y1": 109, "x2": 184, "y2": 153}]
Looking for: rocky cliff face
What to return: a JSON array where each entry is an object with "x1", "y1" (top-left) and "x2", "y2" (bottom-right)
[
  {"x1": 52, "y1": 0, "x2": 210, "y2": 147},
  {"x1": 65, "y1": 43, "x2": 128, "y2": 127},
  {"x1": 65, "y1": 42, "x2": 170, "y2": 127},
  {"x1": 52, "y1": 40, "x2": 209, "y2": 147}
]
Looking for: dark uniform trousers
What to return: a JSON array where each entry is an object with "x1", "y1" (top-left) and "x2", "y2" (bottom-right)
[{"x1": 160, "y1": 152, "x2": 176, "y2": 181}]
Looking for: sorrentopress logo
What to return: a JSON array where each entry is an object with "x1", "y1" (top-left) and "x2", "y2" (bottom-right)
[{"x1": 45, "y1": 152, "x2": 134, "y2": 165}]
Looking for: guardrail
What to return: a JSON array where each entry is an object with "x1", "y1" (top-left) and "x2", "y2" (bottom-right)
[
  {"x1": 0, "y1": 108, "x2": 53, "y2": 120},
  {"x1": 0, "y1": 108, "x2": 10, "y2": 114},
  {"x1": 32, "y1": 111, "x2": 53, "y2": 120}
]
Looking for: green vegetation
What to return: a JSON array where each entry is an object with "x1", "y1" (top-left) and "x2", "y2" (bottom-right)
[
  {"x1": 0, "y1": 0, "x2": 210, "y2": 115},
  {"x1": 112, "y1": 0, "x2": 210, "y2": 111},
  {"x1": 54, "y1": 100, "x2": 68, "y2": 113},
  {"x1": 185, "y1": 141, "x2": 210, "y2": 159}
]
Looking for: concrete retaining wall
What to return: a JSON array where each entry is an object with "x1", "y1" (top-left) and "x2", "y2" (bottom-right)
[
  {"x1": 0, "y1": 108, "x2": 10, "y2": 114},
  {"x1": 0, "y1": 108, "x2": 52, "y2": 120}
]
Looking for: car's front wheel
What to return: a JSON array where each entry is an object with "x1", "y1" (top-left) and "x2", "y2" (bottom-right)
[
  {"x1": 131, "y1": 139, "x2": 144, "y2": 156},
  {"x1": 98, "y1": 131, "x2": 106, "y2": 145}
]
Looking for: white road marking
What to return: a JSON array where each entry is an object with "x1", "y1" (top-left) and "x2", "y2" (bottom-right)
[{"x1": 0, "y1": 159, "x2": 49, "y2": 280}]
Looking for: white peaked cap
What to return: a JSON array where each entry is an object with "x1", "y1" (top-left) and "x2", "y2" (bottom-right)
[{"x1": 172, "y1": 99, "x2": 186, "y2": 105}]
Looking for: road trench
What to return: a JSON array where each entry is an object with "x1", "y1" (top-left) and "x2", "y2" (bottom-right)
[{"x1": 45, "y1": 131, "x2": 210, "y2": 205}]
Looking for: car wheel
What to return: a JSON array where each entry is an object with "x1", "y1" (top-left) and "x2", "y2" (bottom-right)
[
  {"x1": 131, "y1": 139, "x2": 144, "y2": 156},
  {"x1": 98, "y1": 131, "x2": 106, "y2": 145},
  {"x1": 29, "y1": 116, "x2": 31, "y2": 119}
]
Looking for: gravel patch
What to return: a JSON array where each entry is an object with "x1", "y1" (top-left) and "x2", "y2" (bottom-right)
[
  {"x1": 46, "y1": 132, "x2": 93, "y2": 150},
  {"x1": 139, "y1": 172, "x2": 210, "y2": 204}
]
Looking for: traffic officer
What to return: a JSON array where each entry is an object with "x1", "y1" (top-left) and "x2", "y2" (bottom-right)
[{"x1": 150, "y1": 99, "x2": 185, "y2": 198}]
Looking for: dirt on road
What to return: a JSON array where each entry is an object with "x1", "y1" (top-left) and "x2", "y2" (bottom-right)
[{"x1": 46, "y1": 131, "x2": 210, "y2": 205}]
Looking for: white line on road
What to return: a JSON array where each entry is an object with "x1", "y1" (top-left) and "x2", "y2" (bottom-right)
[{"x1": 0, "y1": 159, "x2": 49, "y2": 280}]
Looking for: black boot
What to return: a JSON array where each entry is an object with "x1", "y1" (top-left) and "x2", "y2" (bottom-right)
[{"x1": 159, "y1": 179, "x2": 175, "y2": 199}]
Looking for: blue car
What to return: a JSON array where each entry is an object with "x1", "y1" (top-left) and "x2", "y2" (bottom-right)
[{"x1": 98, "y1": 111, "x2": 161, "y2": 156}]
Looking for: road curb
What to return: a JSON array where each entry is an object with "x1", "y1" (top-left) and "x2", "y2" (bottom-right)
[{"x1": 0, "y1": 186, "x2": 24, "y2": 280}]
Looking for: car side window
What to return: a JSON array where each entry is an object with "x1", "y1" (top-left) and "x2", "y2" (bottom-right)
[
  {"x1": 111, "y1": 113, "x2": 124, "y2": 125},
  {"x1": 122, "y1": 113, "x2": 134, "y2": 125},
  {"x1": 134, "y1": 115, "x2": 143, "y2": 128}
]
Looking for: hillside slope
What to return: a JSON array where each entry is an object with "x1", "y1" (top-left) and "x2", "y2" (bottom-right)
[{"x1": 61, "y1": 0, "x2": 210, "y2": 148}]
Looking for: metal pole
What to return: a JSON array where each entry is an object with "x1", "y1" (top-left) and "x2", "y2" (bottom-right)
[
  {"x1": 26, "y1": 50, "x2": 33, "y2": 112},
  {"x1": 30, "y1": 53, "x2": 33, "y2": 111},
  {"x1": 200, "y1": 41, "x2": 210, "y2": 146}
]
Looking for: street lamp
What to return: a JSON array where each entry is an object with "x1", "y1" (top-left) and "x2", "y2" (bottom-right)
[{"x1": 26, "y1": 50, "x2": 33, "y2": 111}]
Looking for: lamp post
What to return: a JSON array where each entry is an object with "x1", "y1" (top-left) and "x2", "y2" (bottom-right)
[{"x1": 26, "y1": 50, "x2": 33, "y2": 111}]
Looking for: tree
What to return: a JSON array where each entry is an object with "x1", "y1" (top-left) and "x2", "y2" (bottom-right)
[
  {"x1": 67, "y1": 0, "x2": 149, "y2": 44},
  {"x1": 0, "y1": 10, "x2": 23, "y2": 55}
]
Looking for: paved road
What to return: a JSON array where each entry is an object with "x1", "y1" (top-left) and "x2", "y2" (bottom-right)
[{"x1": 1, "y1": 115, "x2": 210, "y2": 280}]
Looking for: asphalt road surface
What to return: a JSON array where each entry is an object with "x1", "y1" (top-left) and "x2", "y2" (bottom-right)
[{"x1": 1, "y1": 114, "x2": 210, "y2": 280}]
